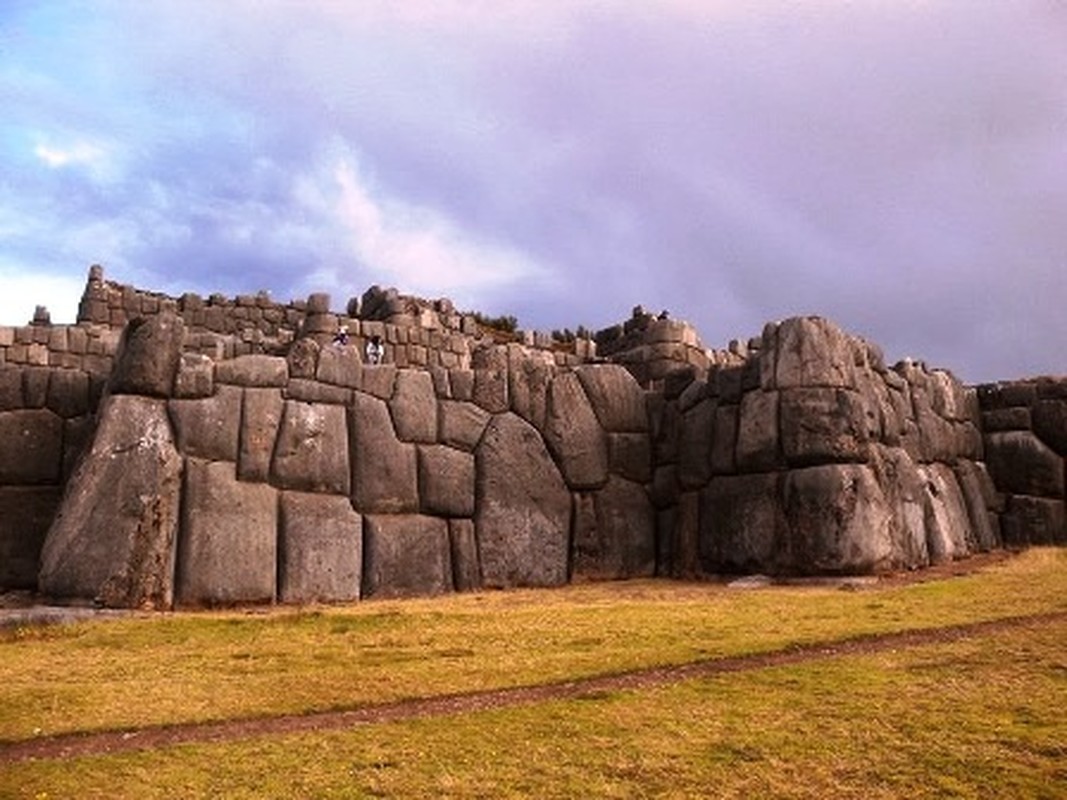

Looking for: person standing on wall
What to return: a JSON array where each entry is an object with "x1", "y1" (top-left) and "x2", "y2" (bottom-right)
[{"x1": 365, "y1": 334, "x2": 384, "y2": 365}]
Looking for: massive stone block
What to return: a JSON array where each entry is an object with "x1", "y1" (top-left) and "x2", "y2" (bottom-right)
[
  {"x1": 576, "y1": 364, "x2": 649, "y2": 432},
  {"x1": 508, "y1": 348, "x2": 553, "y2": 431},
  {"x1": 349, "y1": 391, "x2": 418, "y2": 513},
  {"x1": 735, "y1": 389, "x2": 780, "y2": 472},
  {"x1": 0, "y1": 486, "x2": 61, "y2": 589},
  {"x1": 782, "y1": 464, "x2": 894, "y2": 574},
  {"x1": 176, "y1": 458, "x2": 278, "y2": 606},
  {"x1": 954, "y1": 460, "x2": 1001, "y2": 552},
  {"x1": 0, "y1": 368, "x2": 22, "y2": 410},
  {"x1": 475, "y1": 412, "x2": 571, "y2": 588},
  {"x1": 572, "y1": 476, "x2": 656, "y2": 580},
  {"x1": 271, "y1": 400, "x2": 350, "y2": 494},
  {"x1": 46, "y1": 368, "x2": 90, "y2": 418},
  {"x1": 1032, "y1": 399, "x2": 1067, "y2": 455},
  {"x1": 168, "y1": 384, "x2": 242, "y2": 462},
  {"x1": 919, "y1": 463, "x2": 972, "y2": 564},
  {"x1": 678, "y1": 399, "x2": 714, "y2": 489},
  {"x1": 239, "y1": 388, "x2": 284, "y2": 482},
  {"x1": 278, "y1": 491, "x2": 362, "y2": 603},
  {"x1": 607, "y1": 432, "x2": 652, "y2": 484},
  {"x1": 362, "y1": 514, "x2": 453, "y2": 598},
  {"x1": 543, "y1": 371, "x2": 608, "y2": 490},
  {"x1": 390, "y1": 369, "x2": 437, "y2": 443},
  {"x1": 215, "y1": 355, "x2": 288, "y2": 387},
  {"x1": 870, "y1": 447, "x2": 929, "y2": 569},
  {"x1": 417, "y1": 444, "x2": 475, "y2": 517},
  {"x1": 173, "y1": 352, "x2": 215, "y2": 399},
  {"x1": 38, "y1": 396, "x2": 182, "y2": 608},
  {"x1": 316, "y1": 344, "x2": 363, "y2": 389},
  {"x1": 779, "y1": 387, "x2": 869, "y2": 466},
  {"x1": 0, "y1": 408, "x2": 63, "y2": 484},
  {"x1": 438, "y1": 399, "x2": 491, "y2": 451},
  {"x1": 108, "y1": 312, "x2": 185, "y2": 397},
  {"x1": 709, "y1": 404, "x2": 738, "y2": 475},
  {"x1": 770, "y1": 316, "x2": 857, "y2": 390},
  {"x1": 700, "y1": 473, "x2": 784, "y2": 573},
  {"x1": 985, "y1": 430, "x2": 1065, "y2": 499},
  {"x1": 448, "y1": 518, "x2": 482, "y2": 591},
  {"x1": 1000, "y1": 495, "x2": 1066, "y2": 545}
]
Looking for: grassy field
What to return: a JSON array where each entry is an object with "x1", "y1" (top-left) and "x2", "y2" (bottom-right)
[{"x1": 1, "y1": 548, "x2": 1065, "y2": 798}]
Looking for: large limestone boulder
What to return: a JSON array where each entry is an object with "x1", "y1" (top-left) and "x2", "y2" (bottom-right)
[
  {"x1": 572, "y1": 476, "x2": 656, "y2": 580},
  {"x1": 576, "y1": 364, "x2": 649, "y2": 432},
  {"x1": 38, "y1": 395, "x2": 182, "y2": 608},
  {"x1": 316, "y1": 344, "x2": 363, "y2": 389},
  {"x1": 417, "y1": 444, "x2": 475, "y2": 517},
  {"x1": 700, "y1": 473, "x2": 784, "y2": 573},
  {"x1": 710, "y1": 404, "x2": 738, "y2": 475},
  {"x1": 919, "y1": 463, "x2": 972, "y2": 563},
  {"x1": 278, "y1": 491, "x2": 362, "y2": 603},
  {"x1": 448, "y1": 518, "x2": 482, "y2": 591},
  {"x1": 46, "y1": 369, "x2": 90, "y2": 418},
  {"x1": 779, "y1": 387, "x2": 869, "y2": 466},
  {"x1": 607, "y1": 432, "x2": 652, "y2": 484},
  {"x1": 543, "y1": 371, "x2": 608, "y2": 490},
  {"x1": 362, "y1": 514, "x2": 453, "y2": 598},
  {"x1": 349, "y1": 391, "x2": 418, "y2": 513},
  {"x1": 870, "y1": 447, "x2": 929, "y2": 569},
  {"x1": 735, "y1": 389, "x2": 780, "y2": 472},
  {"x1": 1000, "y1": 496, "x2": 1065, "y2": 545},
  {"x1": 475, "y1": 412, "x2": 571, "y2": 587},
  {"x1": 1032, "y1": 399, "x2": 1067, "y2": 455},
  {"x1": 781, "y1": 464, "x2": 895, "y2": 574},
  {"x1": 438, "y1": 400, "x2": 491, "y2": 451},
  {"x1": 238, "y1": 388, "x2": 284, "y2": 482},
  {"x1": 389, "y1": 370, "x2": 437, "y2": 443},
  {"x1": 176, "y1": 458, "x2": 278, "y2": 606},
  {"x1": 0, "y1": 409, "x2": 63, "y2": 484},
  {"x1": 215, "y1": 355, "x2": 288, "y2": 388},
  {"x1": 0, "y1": 368, "x2": 22, "y2": 410},
  {"x1": 678, "y1": 399, "x2": 715, "y2": 489},
  {"x1": 108, "y1": 312, "x2": 185, "y2": 397},
  {"x1": 508, "y1": 347, "x2": 554, "y2": 431},
  {"x1": 0, "y1": 486, "x2": 60, "y2": 589},
  {"x1": 271, "y1": 400, "x2": 350, "y2": 495},
  {"x1": 767, "y1": 316, "x2": 857, "y2": 390},
  {"x1": 167, "y1": 385, "x2": 242, "y2": 462},
  {"x1": 985, "y1": 430, "x2": 1065, "y2": 498},
  {"x1": 953, "y1": 460, "x2": 1001, "y2": 551}
]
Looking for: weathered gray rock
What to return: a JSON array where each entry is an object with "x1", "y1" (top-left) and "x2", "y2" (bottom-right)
[
  {"x1": 0, "y1": 486, "x2": 60, "y2": 588},
  {"x1": 271, "y1": 400, "x2": 350, "y2": 494},
  {"x1": 108, "y1": 312, "x2": 185, "y2": 397},
  {"x1": 782, "y1": 464, "x2": 894, "y2": 574},
  {"x1": 576, "y1": 364, "x2": 649, "y2": 432},
  {"x1": 985, "y1": 430, "x2": 1065, "y2": 498},
  {"x1": 700, "y1": 473, "x2": 784, "y2": 573},
  {"x1": 709, "y1": 404, "x2": 739, "y2": 475},
  {"x1": 780, "y1": 387, "x2": 869, "y2": 466},
  {"x1": 286, "y1": 337, "x2": 320, "y2": 380},
  {"x1": 278, "y1": 491, "x2": 362, "y2": 603},
  {"x1": 173, "y1": 353, "x2": 215, "y2": 399},
  {"x1": 46, "y1": 368, "x2": 90, "y2": 418},
  {"x1": 607, "y1": 432, "x2": 652, "y2": 484},
  {"x1": 438, "y1": 400, "x2": 491, "y2": 451},
  {"x1": 954, "y1": 460, "x2": 1001, "y2": 551},
  {"x1": 39, "y1": 396, "x2": 182, "y2": 608},
  {"x1": 62, "y1": 414, "x2": 95, "y2": 481},
  {"x1": 771, "y1": 316, "x2": 856, "y2": 390},
  {"x1": 0, "y1": 409, "x2": 63, "y2": 484},
  {"x1": 678, "y1": 399, "x2": 715, "y2": 489},
  {"x1": 1000, "y1": 496, "x2": 1065, "y2": 545},
  {"x1": 23, "y1": 368, "x2": 50, "y2": 408},
  {"x1": 390, "y1": 370, "x2": 437, "y2": 443},
  {"x1": 361, "y1": 364, "x2": 397, "y2": 400},
  {"x1": 449, "y1": 368, "x2": 474, "y2": 401},
  {"x1": 349, "y1": 391, "x2": 418, "y2": 513},
  {"x1": 508, "y1": 347, "x2": 553, "y2": 431},
  {"x1": 981, "y1": 407, "x2": 1031, "y2": 432},
  {"x1": 572, "y1": 477, "x2": 656, "y2": 580},
  {"x1": 870, "y1": 447, "x2": 929, "y2": 569},
  {"x1": 448, "y1": 518, "x2": 482, "y2": 591},
  {"x1": 215, "y1": 355, "x2": 288, "y2": 387},
  {"x1": 176, "y1": 458, "x2": 278, "y2": 606},
  {"x1": 543, "y1": 371, "x2": 608, "y2": 490},
  {"x1": 1032, "y1": 399, "x2": 1067, "y2": 455},
  {"x1": 316, "y1": 344, "x2": 364, "y2": 389},
  {"x1": 418, "y1": 444, "x2": 475, "y2": 517},
  {"x1": 168, "y1": 385, "x2": 242, "y2": 462},
  {"x1": 238, "y1": 388, "x2": 283, "y2": 482},
  {"x1": 475, "y1": 412, "x2": 571, "y2": 587},
  {"x1": 362, "y1": 514, "x2": 453, "y2": 598},
  {"x1": 284, "y1": 378, "x2": 351, "y2": 405},
  {"x1": 735, "y1": 389, "x2": 780, "y2": 472},
  {"x1": 0, "y1": 368, "x2": 22, "y2": 410},
  {"x1": 919, "y1": 463, "x2": 972, "y2": 564}
]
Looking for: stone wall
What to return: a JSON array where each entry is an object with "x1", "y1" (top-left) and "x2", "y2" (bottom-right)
[{"x1": 977, "y1": 377, "x2": 1067, "y2": 545}]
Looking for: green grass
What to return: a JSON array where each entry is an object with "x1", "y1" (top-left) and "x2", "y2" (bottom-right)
[{"x1": 1, "y1": 549, "x2": 1064, "y2": 798}]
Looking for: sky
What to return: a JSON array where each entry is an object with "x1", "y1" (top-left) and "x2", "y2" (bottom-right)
[{"x1": 1, "y1": 1, "x2": 1065, "y2": 384}]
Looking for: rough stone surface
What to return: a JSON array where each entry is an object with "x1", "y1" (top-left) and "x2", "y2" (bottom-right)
[
  {"x1": 607, "y1": 432, "x2": 652, "y2": 484},
  {"x1": 985, "y1": 430, "x2": 1065, "y2": 499},
  {"x1": 1000, "y1": 496, "x2": 1065, "y2": 545},
  {"x1": 438, "y1": 400, "x2": 491, "y2": 451},
  {"x1": 700, "y1": 473, "x2": 784, "y2": 573},
  {"x1": 417, "y1": 444, "x2": 475, "y2": 517},
  {"x1": 362, "y1": 514, "x2": 452, "y2": 598},
  {"x1": 176, "y1": 458, "x2": 278, "y2": 606},
  {"x1": 168, "y1": 385, "x2": 242, "y2": 462},
  {"x1": 173, "y1": 353, "x2": 215, "y2": 399},
  {"x1": 46, "y1": 368, "x2": 90, "y2": 418},
  {"x1": 108, "y1": 313, "x2": 185, "y2": 397},
  {"x1": 38, "y1": 396, "x2": 182, "y2": 608},
  {"x1": 476, "y1": 412, "x2": 571, "y2": 588},
  {"x1": 1032, "y1": 399, "x2": 1067, "y2": 455},
  {"x1": 576, "y1": 364, "x2": 649, "y2": 432},
  {"x1": 678, "y1": 399, "x2": 715, "y2": 489},
  {"x1": 316, "y1": 345, "x2": 363, "y2": 389},
  {"x1": 448, "y1": 518, "x2": 482, "y2": 591},
  {"x1": 543, "y1": 371, "x2": 608, "y2": 490},
  {"x1": 271, "y1": 400, "x2": 350, "y2": 494},
  {"x1": 954, "y1": 460, "x2": 1001, "y2": 551},
  {"x1": 771, "y1": 316, "x2": 856, "y2": 390},
  {"x1": 0, "y1": 486, "x2": 60, "y2": 588},
  {"x1": 780, "y1": 387, "x2": 870, "y2": 466},
  {"x1": 349, "y1": 391, "x2": 418, "y2": 513},
  {"x1": 735, "y1": 389, "x2": 780, "y2": 472},
  {"x1": 0, "y1": 409, "x2": 63, "y2": 484},
  {"x1": 360, "y1": 364, "x2": 397, "y2": 400},
  {"x1": 572, "y1": 476, "x2": 656, "y2": 580},
  {"x1": 0, "y1": 368, "x2": 22, "y2": 410},
  {"x1": 919, "y1": 463, "x2": 972, "y2": 564},
  {"x1": 709, "y1": 404, "x2": 738, "y2": 475},
  {"x1": 508, "y1": 350, "x2": 553, "y2": 431},
  {"x1": 390, "y1": 369, "x2": 438, "y2": 443},
  {"x1": 278, "y1": 491, "x2": 362, "y2": 603},
  {"x1": 215, "y1": 355, "x2": 288, "y2": 387},
  {"x1": 238, "y1": 388, "x2": 283, "y2": 482}
]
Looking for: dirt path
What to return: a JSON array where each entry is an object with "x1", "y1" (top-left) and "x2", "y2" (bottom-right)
[{"x1": 3, "y1": 610, "x2": 1063, "y2": 765}]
